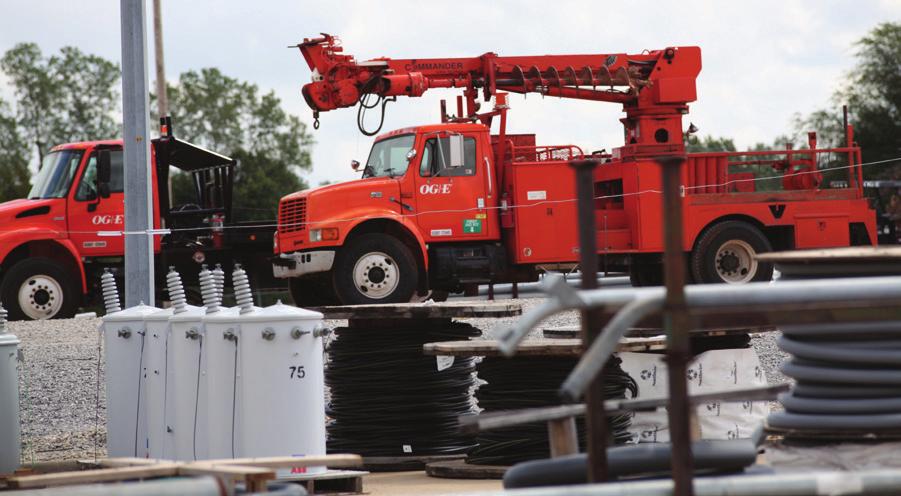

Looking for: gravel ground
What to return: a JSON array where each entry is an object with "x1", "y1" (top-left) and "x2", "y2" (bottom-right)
[{"x1": 10, "y1": 296, "x2": 790, "y2": 463}]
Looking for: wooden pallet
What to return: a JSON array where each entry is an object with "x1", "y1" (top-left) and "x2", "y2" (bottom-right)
[
  {"x1": 280, "y1": 469, "x2": 367, "y2": 494},
  {"x1": 425, "y1": 459, "x2": 508, "y2": 480},
  {"x1": 5, "y1": 454, "x2": 363, "y2": 492}
]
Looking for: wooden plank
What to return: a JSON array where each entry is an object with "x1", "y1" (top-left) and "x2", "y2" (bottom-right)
[
  {"x1": 81, "y1": 457, "x2": 162, "y2": 468},
  {"x1": 362, "y1": 454, "x2": 465, "y2": 472},
  {"x1": 178, "y1": 463, "x2": 276, "y2": 481},
  {"x1": 201, "y1": 454, "x2": 362, "y2": 469},
  {"x1": 547, "y1": 417, "x2": 579, "y2": 458},
  {"x1": 7, "y1": 463, "x2": 181, "y2": 489},
  {"x1": 423, "y1": 337, "x2": 669, "y2": 357},
  {"x1": 425, "y1": 459, "x2": 507, "y2": 480},
  {"x1": 424, "y1": 339, "x2": 582, "y2": 357},
  {"x1": 460, "y1": 384, "x2": 790, "y2": 434},
  {"x1": 311, "y1": 301, "x2": 521, "y2": 320}
]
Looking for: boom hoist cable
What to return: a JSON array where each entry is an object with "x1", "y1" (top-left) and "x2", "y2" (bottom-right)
[{"x1": 356, "y1": 74, "x2": 396, "y2": 136}]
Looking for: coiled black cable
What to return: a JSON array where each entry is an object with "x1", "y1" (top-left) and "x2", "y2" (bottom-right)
[
  {"x1": 326, "y1": 321, "x2": 481, "y2": 456},
  {"x1": 467, "y1": 355, "x2": 637, "y2": 466}
]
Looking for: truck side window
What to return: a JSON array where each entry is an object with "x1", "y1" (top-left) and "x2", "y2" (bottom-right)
[
  {"x1": 75, "y1": 150, "x2": 125, "y2": 201},
  {"x1": 420, "y1": 137, "x2": 477, "y2": 177}
]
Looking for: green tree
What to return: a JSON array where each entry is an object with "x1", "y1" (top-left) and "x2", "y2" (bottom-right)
[
  {"x1": 1, "y1": 43, "x2": 60, "y2": 163},
  {"x1": 1, "y1": 43, "x2": 120, "y2": 163},
  {"x1": 164, "y1": 68, "x2": 313, "y2": 221},
  {"x1": 685, "y1": 135, "x2": 737, "y2": 153},
  {"x1": 0, "y1": 97, "x2": 31, "y2": 201},
  {"x1": 801, "y1": 22, "x2": 901, "y2": 178}
]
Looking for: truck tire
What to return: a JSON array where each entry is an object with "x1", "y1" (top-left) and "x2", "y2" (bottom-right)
[
  {"x1": 333, "y1": 234, "x2": 418, "y2": 305},
  {"x1": 1, "y1": 258, "x2": 80, "y2": 320},
  {"x1": 289, "y1": 272, "x2": 339, "y2": 307},
  {"x1": 691, "y1": 220, "x2": 773, "y2": 284}
]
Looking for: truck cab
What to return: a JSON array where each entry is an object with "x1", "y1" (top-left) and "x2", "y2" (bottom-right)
[
  {"x1": 274, "y1": 122, "x2": 506, "y2": 305},
  {"x1": 0, "y1": 118, "x2": 278, "y2": 320}
]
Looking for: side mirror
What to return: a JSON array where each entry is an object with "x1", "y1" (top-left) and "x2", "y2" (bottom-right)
[
  {"x1": 406, "y1": 148, "x2": 417, "y2": 161},
  {"x1": 351, "y1": 160, "x2": 361, "y2": 171},
  {"x1": 96, "y1": 150, "x2": 112, "y2": 199},
  {"x1": 448, "y1": 134, "x2": 464, "y2": 168}
]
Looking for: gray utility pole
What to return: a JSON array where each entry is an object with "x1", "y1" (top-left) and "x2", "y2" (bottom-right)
[{"x1": 120, "y1": 0, "x2": 155, "y2": 307}]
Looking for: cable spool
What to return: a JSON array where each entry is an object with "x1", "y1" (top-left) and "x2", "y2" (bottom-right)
[
  {"x1": 101, "y1": 269, "x2": 121, "y2": 314},
  {"x1": 763, "y1": 249, "x2": 901, "y2": 435},
  {"x1": 467, "y1": 355, "x2": 637, "y2": 466},
  {"x1": 769, "y1": 321, "x2": 901, "y2": 433},
  {"x1": 326, "y1": 321, "x2": 481, "y2": 457}
]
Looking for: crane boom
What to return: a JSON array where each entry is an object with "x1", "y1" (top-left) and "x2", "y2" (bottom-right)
[{"x1": 294, "y1": 33, "x2": 702, "y2": 156}]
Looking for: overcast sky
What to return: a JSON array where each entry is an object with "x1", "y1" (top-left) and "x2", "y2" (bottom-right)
[{"x1": 1, "y1": 0, "x2": 899, "y2": 186}]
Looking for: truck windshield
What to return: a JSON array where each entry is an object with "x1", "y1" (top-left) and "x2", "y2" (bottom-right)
[
  {"x1": 363, "y1": 134, "x2": 415, "y2": 178},
  {"x1": 28, "y1": 150, "x2": 84, "y2": 199}
]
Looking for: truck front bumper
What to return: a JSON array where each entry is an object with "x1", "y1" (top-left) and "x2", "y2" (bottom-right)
[{"x1": 272, "y1": 250, "x2": 335, "y2": 278}]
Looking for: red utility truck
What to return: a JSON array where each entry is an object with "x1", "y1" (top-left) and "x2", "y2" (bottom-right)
[
  {"x1": 273, "y1": 34, "x2": 876, "y2": 306},
  {"x1": 0, "y1": 118, "x2": 279, "y2": 320}
]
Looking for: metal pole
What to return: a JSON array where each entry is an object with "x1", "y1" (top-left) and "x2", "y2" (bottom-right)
[
  {"x1": 152, "y1": 0, "x2": 168, "y2": 118},
  {"x1": 571, "y1": 159, "x2": 608, "y2": 482},
  {"x1": 659, "y1": 157, "x2": 694, "y2": 496},
  {"x1": 152, "y1": 0, "x2": 173, "y2": 208},
  {"x1": 120, "y1": 0, "x2": 155, "y2": 307}
]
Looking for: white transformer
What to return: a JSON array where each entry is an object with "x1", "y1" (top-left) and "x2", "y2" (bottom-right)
[
  {"x1": 236, "y1": 302, "x2": 326, "y2": 476},
  {"x1": 199, "y1": 305, "x2": 244, "y2": 459},
  {"x1": 142, "y1": 307, "x2": 174, "y2": 459},
  {"x1": 101, "y1": 303, "x2": 158, "y2": 457},
  {"x1": 166, "y1": 304, "x2": 205, "y2": 461},
  {"x1": 0, "y1": 305, "x2": 20, "y2": 475}
]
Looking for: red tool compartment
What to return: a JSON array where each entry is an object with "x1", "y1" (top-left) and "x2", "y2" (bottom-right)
[{"x1": 505, "y1": 160, "x2": 579, "y2": 264}]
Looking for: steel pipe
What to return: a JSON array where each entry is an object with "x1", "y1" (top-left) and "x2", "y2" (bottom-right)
[
  {"x1": 498, "y1": 275, "x2": 901, "y2": 358},
  {"x1": 479, "y1": 469, "x2": 901, "y2": 496},
  {"x1": 539, "y1": 275, "x2": 901, "y2": 400}
]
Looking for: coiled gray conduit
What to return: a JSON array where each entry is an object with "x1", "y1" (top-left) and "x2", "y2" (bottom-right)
[{"x1": 769, "y1": 322, "x2": 901, "y2": 431}]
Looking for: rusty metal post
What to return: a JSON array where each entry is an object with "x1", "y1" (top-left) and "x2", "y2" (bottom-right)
[
  {"x1": 571, "y1": 159, "x2": 608, "y2": 482},
  {"x1": 659, "y1": 156, "x2": 694, "y2": 496}
]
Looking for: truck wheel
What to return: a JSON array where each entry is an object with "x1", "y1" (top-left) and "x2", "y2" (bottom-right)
[
  {"x1": 691, "y1": 221, "x2": 774, "y2": 284},
  {"x1": 1, "y1": 258, "x2": 80, "y2": 320},
  {"x1": 290, "y1": 273, "x2": 339, "y2": 307},
  {"x1": 333, "y1": 234, "x2": 418, "y2": 304}
]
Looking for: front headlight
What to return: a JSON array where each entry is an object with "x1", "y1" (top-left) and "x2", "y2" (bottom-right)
[{"x1": 309, "y1": 228, "x2": 339, "y2": 242}]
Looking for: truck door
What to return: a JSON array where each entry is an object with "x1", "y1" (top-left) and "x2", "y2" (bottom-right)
[
  {"x1": 68, "y1": 149, "x2": 126, "y2": 257},
  {"x1": 412, "y1": 133, "x2": 496, "y2": 242}
]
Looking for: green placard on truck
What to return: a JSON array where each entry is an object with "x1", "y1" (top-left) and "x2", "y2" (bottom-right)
[{"x1": 463, "y1": 219, "x2": 482, "y2": 233}]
